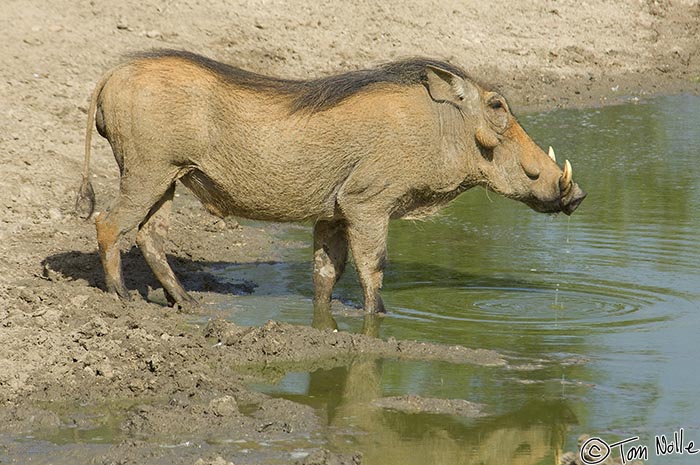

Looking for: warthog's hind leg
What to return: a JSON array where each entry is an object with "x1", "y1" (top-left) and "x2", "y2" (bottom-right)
[
  {"x1": 312, "y1": 219, "x2": 348, "y2": 328},
  {"x1": 95, "y1": 168, "x2": 180, "y2": 302},
  {"x1": 95, "y1": 210, "x2": 131, "y2": 300},
  {"x1": 136, "y1": 183, "x2": 197, "y2": 307}
]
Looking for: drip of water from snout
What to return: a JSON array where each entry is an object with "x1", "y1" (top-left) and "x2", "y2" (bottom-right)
[
  {"x1": 549, "y1": 282, "x2": 564, "y2": 313},
  {"x1": 554, "y1": 230, "x2": 567, "y2": 394},
  {"x1": 557, "y1": 217, "x2": 573, "y2": 313}
]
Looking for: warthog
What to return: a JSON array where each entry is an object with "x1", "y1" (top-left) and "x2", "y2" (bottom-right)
[{"x1": 77, "y1": 49, "x2": 585, "y2": 314}]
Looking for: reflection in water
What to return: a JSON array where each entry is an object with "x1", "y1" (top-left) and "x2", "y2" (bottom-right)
[
  {"x1": 253, "y1": 314, "x2": 577, "y2": 465},
  {"x1": 299, "y1": 357, "x2": 575, "y2": 465},
  {"x1": 224, "y1": 96, "x2": 700, "y2": 464}
]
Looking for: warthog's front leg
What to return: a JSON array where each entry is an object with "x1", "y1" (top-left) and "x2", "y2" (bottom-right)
[
  {"x1": 312, "y1": 219, "x2": 348, "y2": 328},
  {"x1": 345, "y1": 217, "x2": 389, "y2": 314}
]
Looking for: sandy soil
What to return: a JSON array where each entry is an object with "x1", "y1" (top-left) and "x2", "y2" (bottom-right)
[{"x1": 1, "y1": 0, "x2": 699, "y2": 463}]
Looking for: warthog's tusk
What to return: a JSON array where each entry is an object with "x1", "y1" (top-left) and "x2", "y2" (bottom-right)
[
  {"x1": 561, "y1": 159, "x2": 572, "y2": 190},
  {"x1": 548, "y1": 146, "x2": 556, "y2": 163}
]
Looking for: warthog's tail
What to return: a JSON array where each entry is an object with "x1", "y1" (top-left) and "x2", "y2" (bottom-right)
[{"x1": 75, "y1": 68, "x2": 116, "y2": 219}]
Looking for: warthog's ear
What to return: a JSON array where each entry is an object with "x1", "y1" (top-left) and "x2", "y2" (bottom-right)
[{"x1": 425, "y1": 65, "x2": 478, "y2": 106}]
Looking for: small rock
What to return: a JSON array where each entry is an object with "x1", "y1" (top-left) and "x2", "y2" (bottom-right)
[
  {"x1": 23, "y1": 37, "x2": 43, "y2": 46},
  {"x1": 95, "y1": 360, "x2": 115, "y2": 379},
  {"x1": 204, "y1": 219, "x2": 227, "y2": 232},
  {"x1": 42, "y1": 263, "x2": 63, "y2": 282},
  {"x1": 209, "y1": 396, "x2": 239, "y2": 417},
  {"x1": 78, "y1": 317, "x2": 109, "y2": 338},
  {"x1": 256, "y1": 420, "x2": 292, "y2": 433},
  {"x1": 296, "y1": 449, "x2": 362, "y2": 465},
  {"x1": 116, "y1": 16, "x2": 130, "y2": 30},
  {"x1": 128, "y1": 378, "x2": 146, "y2": 393},
  {"x1": 146, "y1": 355, "x2": 162, "y2": 373},
  {"x1": 145, "y1": 30, "x2": 161, "y2": 39},
  {"x1": 48, "y1": 208, "x2": 62, "y2": 221},
  {"x1": 194, "y1": 457, "x2": 235, "y2": 465},
  {"x1": 70, "y1": 295, "x2": 88, "y2": 308}
]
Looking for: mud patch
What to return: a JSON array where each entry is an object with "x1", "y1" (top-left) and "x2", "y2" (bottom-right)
[
  {"x1": 371, "y1": 395, "x2": 484, "y2": 417},
  {"x1": 205, "y1": 319, "x2": 505, "y2": 368},
  {"x1": 0, "y1": 280, "x2": 506, "y2": 464}
]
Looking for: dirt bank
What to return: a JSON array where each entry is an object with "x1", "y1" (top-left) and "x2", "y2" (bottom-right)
[{"x1": 2, "y1": 0, "x2": 698, "y2": 463}]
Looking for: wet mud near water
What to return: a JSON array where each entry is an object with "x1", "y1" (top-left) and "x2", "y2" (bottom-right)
[{"x1": 0, "y1": 288, "x2": 505, "y2": 464}]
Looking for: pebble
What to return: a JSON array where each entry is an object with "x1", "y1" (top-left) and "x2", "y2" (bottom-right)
[
  {"x1": 48, "y1": 208, "x2": 62, "y2": 221},
  {"x1": 116, "y1": 16, "x2": 130, "y2": 31},
  {"x1": 95, "y1": 360, "x2": 115, "y2": 379},
  {"x1": 209, "y1": 396, "x2": 239, "y2": 417},
  {"x1": 194, "y1": 457, "x2": 234, "y2": 465},
  {"x1": 23, "y1": 38, "x2": 43, "y2": 46},
  {"x1": 70, "y1": 295, "x2": 88, "y2": 308}
]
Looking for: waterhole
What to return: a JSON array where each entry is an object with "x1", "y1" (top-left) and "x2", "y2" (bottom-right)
[{"x1": 219, "y1": 96, "x2": 700, "y2": 464}]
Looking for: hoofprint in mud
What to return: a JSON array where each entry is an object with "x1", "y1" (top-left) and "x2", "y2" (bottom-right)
[{"x1": 76, "y1": 50, "x2": 586, "y2": 316}]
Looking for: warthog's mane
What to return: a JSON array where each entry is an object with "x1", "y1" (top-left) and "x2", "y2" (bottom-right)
[{"x1": 131, "y1": 49, "x2": 474, "y2": 113}]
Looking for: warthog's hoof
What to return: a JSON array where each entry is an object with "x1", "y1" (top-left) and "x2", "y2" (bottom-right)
[
  {"x1": 165, "y1": 291, "x2": 199, "y2": 312},
  {"x1": 106, "y1": 281, "x2": 131, "y2": 302}
]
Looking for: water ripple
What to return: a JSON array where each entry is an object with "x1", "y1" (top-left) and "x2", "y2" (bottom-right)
[{"x1": 389, "y1": 279, "x2": 680, "y2": 336}]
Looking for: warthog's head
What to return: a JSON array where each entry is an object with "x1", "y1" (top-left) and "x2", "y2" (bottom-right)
[{"x1": 426, "y1": 66, "x2": 586, "y2": 215}]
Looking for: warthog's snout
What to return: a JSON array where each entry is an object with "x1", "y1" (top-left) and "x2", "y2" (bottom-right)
[
  {"x1": 561, "y1": 183, "x2": 587, "y2": 215},
  {"x1": 514, "y1": 144, "x2": 586, "y2": 216}
]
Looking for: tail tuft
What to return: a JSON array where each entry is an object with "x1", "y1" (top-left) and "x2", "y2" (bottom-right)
[{"x1": 75, "y1": 177, "x2": 96, "y2": 220}]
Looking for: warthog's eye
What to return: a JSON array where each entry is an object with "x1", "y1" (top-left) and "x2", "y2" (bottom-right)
[{"x1": 485, "y1": 94, "x2": 509, "y2": 133}]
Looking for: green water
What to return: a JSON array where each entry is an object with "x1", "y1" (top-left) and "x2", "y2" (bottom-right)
[{"x1": 218, "y1": 96, "x2": 700, "y2": 464}]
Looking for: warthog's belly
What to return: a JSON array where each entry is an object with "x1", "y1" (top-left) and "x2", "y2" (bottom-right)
[{"x1": 179, "y1": 168, "x2": 339, "y2": 222}]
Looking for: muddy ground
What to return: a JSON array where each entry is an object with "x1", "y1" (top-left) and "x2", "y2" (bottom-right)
[{"x1": 1, "y1": 0, "x2": 699, "y2": 463}]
